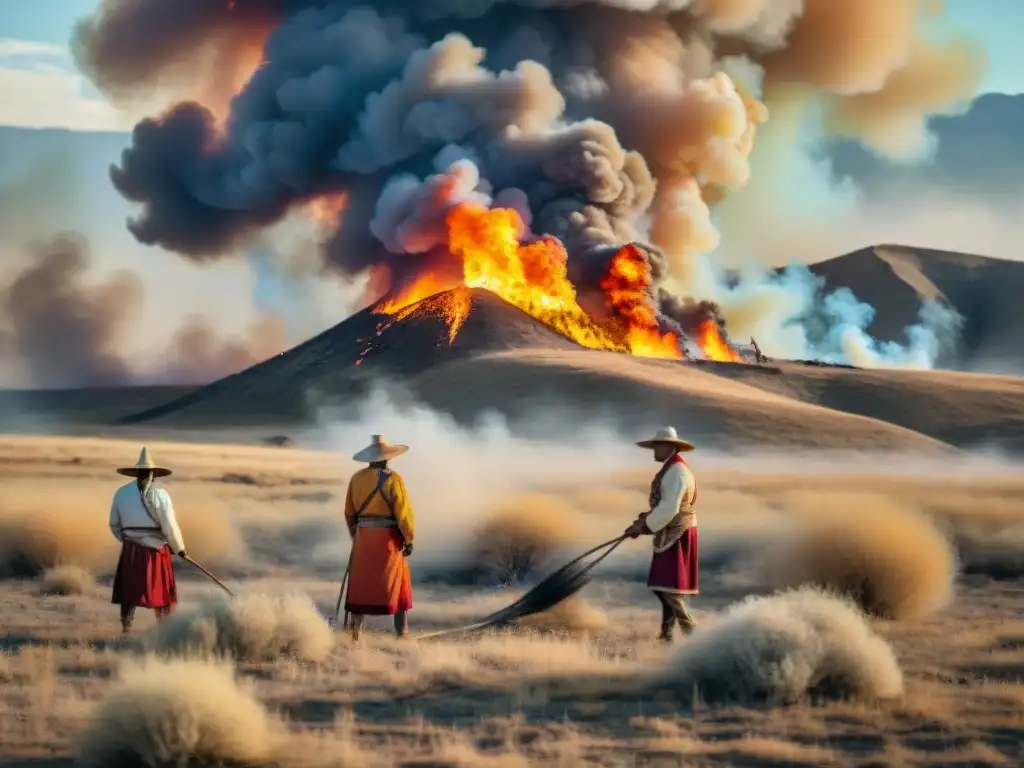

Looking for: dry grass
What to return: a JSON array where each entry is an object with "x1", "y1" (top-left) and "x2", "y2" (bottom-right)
[
  {"x1": 660, "y1": 587, "x2": 904, "y2": 707},
  {"x1": 761, "y1": 493, "x2": 958, "y2": 619},
  {"x1": 519, "y1": 596, "x2": 608, "y2": 634},
  {"x1": 1, "y1": 433, "x2": 1023, "y2": 766},
  {"x1": 470, "y1": 494, "x2": 583, "y2": 582},
  {"x1": 0, "y1": 481, "x2": 242, "y2": 578},
  {"x1": 147, "y1": 592, "x2": 334, "y2": 663},
  {"x1": 0, "y1": 433, "x2": 341, "y2": 485},
  {"x1": 74, "y1": 656, "x2": 284, "y2": 767},
  {"x1": 0, "y1": 492, "x2": 114, "y2": 577},
  {"x1": 38, "y1": 564, "x2": 95, "y2": 596}
]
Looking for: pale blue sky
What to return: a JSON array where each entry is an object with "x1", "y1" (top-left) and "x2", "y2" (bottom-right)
[
  {"x1": 0, "y1": 0, "x2": 1021, "y2": 131},
  {"x1": 0, "y1": 1, "x2": 95, "y2": 43}
]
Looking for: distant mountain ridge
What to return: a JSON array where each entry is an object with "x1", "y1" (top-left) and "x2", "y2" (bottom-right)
[{"x1": 805, "y1": 244, "x2": 1024, "y2": 374}]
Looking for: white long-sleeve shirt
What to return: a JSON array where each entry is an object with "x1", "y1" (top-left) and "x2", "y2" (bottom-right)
[
  {"x1": 109, "y1": 481, "x2": 186, "y2": 553},
  {"x1": 645, "y1": 460, "x2": 696, "y2": 533}
]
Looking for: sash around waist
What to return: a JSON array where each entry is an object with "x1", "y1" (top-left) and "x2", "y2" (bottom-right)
[
  {"x1": 121, "y1": 526, "x2": 162, "y2": 532},
  {"x1": 357, "y1": 518, "x2": 398, "y2": 528}
]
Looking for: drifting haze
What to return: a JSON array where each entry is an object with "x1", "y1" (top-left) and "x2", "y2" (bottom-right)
[
  {"x1": 0, "y1": 127, "x2": 358, "y2": 388},
  {"x1": 0, "y1": 233, "x2": 288, "y2": 388}
]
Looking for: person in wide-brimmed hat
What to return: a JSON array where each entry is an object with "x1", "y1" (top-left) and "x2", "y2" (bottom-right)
[
  {"x1": 623, "y1": 427, "x2": 700, "y2": 643},
  {"x1": 342, "y1": 435, "x2": 415, "y2": 640},
  {"x1": 108, "y1": 447, "x2": 187, "y2": 634}
]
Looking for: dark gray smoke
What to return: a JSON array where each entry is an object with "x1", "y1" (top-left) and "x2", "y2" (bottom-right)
[
  {"x1": 74, "y1": 0, "x2": 985, "y2": 365},
  {"x1": 0, "y1": 235, "x2": 286, "y2": 388},
  {"x1": 74, "y1": 1, "x2": 763, "y2": 285}
]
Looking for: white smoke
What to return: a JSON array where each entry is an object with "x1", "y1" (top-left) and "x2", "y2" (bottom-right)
[{"x1": 822, "y1": 294, "x2": 963, "y2": 369}]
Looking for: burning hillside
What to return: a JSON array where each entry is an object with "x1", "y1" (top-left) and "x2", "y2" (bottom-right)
[
  {"x1": 74, "y1": 0, "x2": 983, "y2": 372},
  {"x1": 369, "y1": 202, "x2": 739, "y2": 362}
]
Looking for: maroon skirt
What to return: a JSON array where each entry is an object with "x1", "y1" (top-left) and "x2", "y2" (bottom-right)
[
  {"x1": 111, "y1": 540, "x2": 177, "y2": 608},
  {"x1": 648, "y1": 527, "x2": 699, "y2": 595}
]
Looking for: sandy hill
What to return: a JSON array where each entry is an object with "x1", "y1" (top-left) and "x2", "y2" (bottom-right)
[
  {"x1": 806, "y1": 245, "x2": 1024, "y2": 373},
  {"x1": 120, "y1": 288, "x2": 579, "y2": 427},
  {"x1": 95, "y1": 285, "x2": 1024, "y2": 455}
]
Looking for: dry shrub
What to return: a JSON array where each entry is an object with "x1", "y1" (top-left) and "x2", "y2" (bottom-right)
[
  {"x1": 148, "y1": 592, "x2": 333, "y2": 663},
  {"x1": 172, "y1": 489, "x2": 244, "y2": 564},
  {"x1": 520, "y1": 596, "x2": 608, "y2": 634},
  {"x1": 471, "y1": 494, "x2": 582, "y2": 582},
  {"x1": 662, "y1": 587, "x2": 904, "y2": 707},
  {"x1": 762, "y1": 493, "x2": 956, "y2": 620},
  {"x1": 0, "y1": 482, "x2": 242, "y2": 578},
  {"x1": 74, "y1": 656, "x2": 282, "y2": 767},
  {"x1": 0, "y1": 494, "x2": 111, "y2": 578},
  {"x1": 955, "y1": 524, "x2": 1024, "y2": 579},
  {"x1": 921, "y1": 495, "x2": 1024, "y2": 579},
  {"x1": 38, "y1": 564, "x2": 95, "y2": 596}
]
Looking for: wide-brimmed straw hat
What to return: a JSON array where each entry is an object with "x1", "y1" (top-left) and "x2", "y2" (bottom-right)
[
  {"x1": 352, "y1": 434, "x2": 408, "y2": 463},
  {"x1": 117, "y1": 446, "x2": 172, "y2": 478},
  {"x1": 636, "y1": 426, "x2": 695, "y2": 452}
]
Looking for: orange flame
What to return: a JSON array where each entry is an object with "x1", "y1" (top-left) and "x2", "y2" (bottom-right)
[
  {"x1": 375, "y1": 272, "x2": 455, "y2": 314},
  {"x1": 697, "y1": 318, "x2": 741, "y2": 362},
  {"x1": 600, "y1": 244, "x2": 682, "y2": 359},
  {"x1": 371, "y1": 202, "x2": 741, "y2": 362},
  {"x1": 377, "y1": 204, "x2": 626, "y2": 351}
]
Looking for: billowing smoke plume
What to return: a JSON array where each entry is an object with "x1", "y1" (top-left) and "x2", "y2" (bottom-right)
[
  {"x1": 75, "y1": 0, "x2": 984, "y2": 368},
  {"x1": 816, "y1": 290, "x2": 963, "y2": 370},
  {"x1": 0, "y1": 234, "x2": 137, "y2": 388},
  {"x1": 0, "y1": 235, "x2": 287, "y2": 388}
]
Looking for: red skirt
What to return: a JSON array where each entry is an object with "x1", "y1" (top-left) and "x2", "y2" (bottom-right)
[
  {"x1": 648, "y1": 527, "x2": 699, "y2": 595},
  {"x1": 111, "y1": 540, "x2": 177, "y2": 609},
  {"x1": 345, "y1": 527, "x2": 413, "y2": 615}
]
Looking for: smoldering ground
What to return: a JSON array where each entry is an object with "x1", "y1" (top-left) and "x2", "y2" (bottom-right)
[{"x1": 69, "y1": 0, "x2": 985, "y2": 369}]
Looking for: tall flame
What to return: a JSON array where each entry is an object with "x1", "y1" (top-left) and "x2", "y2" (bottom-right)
[
  {"x1": 371, "y1": 202, "x2": 741, "y2": 362},
  {"x1": 599, "y1": 244, "x2": 682, "y2": 359},
  {"x1": 697, "y1": 319, "x2": 741, "y2": 362},
  {"x1": 447, "y1": 204, "x2": 625, "y2": 352}
]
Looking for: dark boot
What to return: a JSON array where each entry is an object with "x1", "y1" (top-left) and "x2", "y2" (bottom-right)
[
  {"x1": 120, "y1": 604, "x2": 136, "y2": 635},
  {"x1": 658, "y1": 620, "x2": 674, "y2": 644},
  {"x1": 656, "y1": 593, "x2": 674, "y2": 644},
  {"x1": 349, "y1": 613, "x2": 364, "y2": 642},
  {"x1": 394, "y1": 611, "x2": 409, "y2": 639}
]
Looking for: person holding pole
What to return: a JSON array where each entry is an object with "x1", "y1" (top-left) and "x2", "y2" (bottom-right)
[
  {"x1": 342, "y1": 435, "x2": 415, "y2": 641},
  {"x1": 623, "y1": 427, "x2": 699, "y2": 644},
  {"x1": 108, "y1": 447, "x2": 186, "y2": 635}
]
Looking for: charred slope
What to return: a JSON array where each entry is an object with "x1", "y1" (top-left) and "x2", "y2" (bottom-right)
[
  {"x1": 807, "y1": 246, "x2": 1024, "y2": 373},
  {"x1": 120, "y1": 288, "x2": 579, "y2": 425}
]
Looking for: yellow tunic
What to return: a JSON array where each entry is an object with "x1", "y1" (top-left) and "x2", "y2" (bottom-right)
[{"x1": 343, "y1": 467, "x2": 414, "y2": 542}]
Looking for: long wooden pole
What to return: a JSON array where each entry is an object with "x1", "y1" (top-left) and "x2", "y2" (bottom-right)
[
  {"x1": 332, "y1": 550, "x2": 354, "y2": 628},
  {"x1": 182, "y1": 555, "x2": 236, "y2": 597}
]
